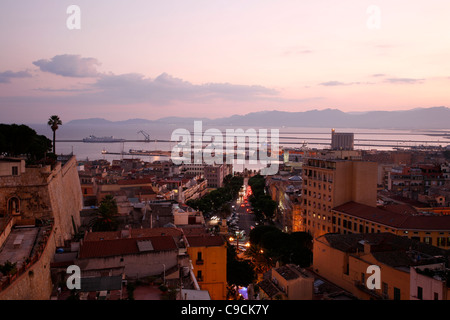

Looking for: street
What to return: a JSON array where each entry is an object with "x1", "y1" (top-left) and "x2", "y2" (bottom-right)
[{"x1": 229, "y1": 177, "x2": 257, "y2": 242}]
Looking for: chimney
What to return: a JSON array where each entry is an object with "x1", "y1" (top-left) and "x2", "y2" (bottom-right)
[{"x1": 363, "y1": 242, "x2": 371, "y2": 254}]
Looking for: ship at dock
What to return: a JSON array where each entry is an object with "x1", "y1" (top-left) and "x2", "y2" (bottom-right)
[{"x1": 82, "y1": 135, "x2": 126, "y2": 143}]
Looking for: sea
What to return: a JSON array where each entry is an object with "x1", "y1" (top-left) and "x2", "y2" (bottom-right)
[{"x1": 27, "y1": 122, "x2": 450, "y2": 171}]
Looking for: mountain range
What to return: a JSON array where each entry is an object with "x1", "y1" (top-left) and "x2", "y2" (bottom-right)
[{"x1": 66, "y1": 106, "x2": 450, "y2": 129}]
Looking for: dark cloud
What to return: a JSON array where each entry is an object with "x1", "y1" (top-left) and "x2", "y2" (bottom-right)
[
  {"x1": 32, "y1": 54, "x2": 100, "y2": 78},
  {"x1": 385, "y1": 78, "x2": 425, "y2": 84},
  {"x1": 0, "y1": 70, "x2": 32, "y2": 83}
]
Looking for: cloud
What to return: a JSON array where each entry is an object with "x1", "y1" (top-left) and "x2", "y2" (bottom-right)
[
  {"x1": 78, "y1": 72, "x2": 279, "y2": 105},
  {"x1": 319, "y1": 81, "x2": 347, "y2": 86},
  {"x1": 0, "y1": 70, "x2": 32, "y2": 83},
  {"x1": 32, "y1": 54, "x2": 101, "y2": 78},
  {"x1": 385, "y1": 77, "x2": 425, "y2": 84},
  {"x1": 283, "y1": 47, "x2": 314, "y2": 56},
  {"x1": 318, "y1": 81, "x2": 374, "y2": 86}
]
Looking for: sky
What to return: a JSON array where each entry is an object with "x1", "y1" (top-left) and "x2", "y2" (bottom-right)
[{"x1": 1, "y1": 0, "x2": 450, "y2": 124}]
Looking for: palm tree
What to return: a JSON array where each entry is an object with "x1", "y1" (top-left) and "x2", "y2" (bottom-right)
[
  {"x1": 47, "y1": 115, "x2": 62, "y2": 154},
  {"x1": 90, "y1": 195, "x2": 119, "y2": 231}
]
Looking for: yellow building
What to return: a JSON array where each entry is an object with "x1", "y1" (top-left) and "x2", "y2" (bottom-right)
[
  {"x1": 186, "y1": 235, "x2": 227, "y2": 300},
  {"x1": 302, "y1": 158, "x2": 377, "y2": 238},
  {"x1": 332, "y1": 201, "x2": 450, "y2": 249},
  {"x1": 313, "y1": 232, "x2": 449, "y2": 300}
]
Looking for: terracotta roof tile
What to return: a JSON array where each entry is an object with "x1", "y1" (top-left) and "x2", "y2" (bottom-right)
[
  {"x1": 333, "y1": 201, "x2": 450, "y2": 230},
  {"x1": 79, "y1": 236, "x2": 177, "y2": 259},
  {"x1": 186, "y1": 235, "x2": 225, "y2": 247}
]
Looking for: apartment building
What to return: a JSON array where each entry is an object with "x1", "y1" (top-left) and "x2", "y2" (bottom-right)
[
  {"x1": 185, "y1": 235, "x2": 227, "y2": 300},
  {"x1": 331, "y1": 201, "x2": 450, "y2": 249},
  {"x1": 313, "y1": 232, "x2": 449, "y2": 300},
  {"x1": 302, "y1": 158, "x2": 377, "y2": 238},
  {"x1": 331, "y1": 129, "x2": 354, "y2": 151}
]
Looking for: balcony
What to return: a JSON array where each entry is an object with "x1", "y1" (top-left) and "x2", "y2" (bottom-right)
[
  {"x1": 353, "y1": 280, "x2": 385, "y2": 300},
  {"x1": 196, "y1": 259, "x2": 204, "y2": 265}
]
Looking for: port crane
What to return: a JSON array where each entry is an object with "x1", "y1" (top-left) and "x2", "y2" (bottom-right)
[{"x1": 137, "y1": 130, "x2": 151, "y2": 142}]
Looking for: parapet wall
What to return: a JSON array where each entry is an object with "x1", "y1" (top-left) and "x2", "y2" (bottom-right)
[
  {"x1": 0, "y1": 224, "x2": 56, "y2": 300},
  {"x1": 0, "y1": 157, "x2": 82, "y2": 246}
]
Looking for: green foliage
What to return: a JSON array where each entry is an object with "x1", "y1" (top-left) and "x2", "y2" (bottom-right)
[
  {"x1": 186, "y1": 174, "x2": 244, "y2": 217},
  {"x1": 0, "y1": 124, "x2": 52, "y2": 163},
  {"x1": 248, "y1": 226, "x2": 313, "y2": 267},
  {"x1": 247, "y1": 174, "x2": 277, "y2": 221},
  {"x1": 47, "y1": 115, "x2": 62, "y2": 154},
  {"x1": 226, "y1": 244, "x2": 256, "y2": 287},
  {"x1": 443, "y1": 150, "x2": 450, "y2": 161},
  {"x1": 90, "y1": 195, "x2": 119, "y2": 231},
  {"x1": 0, "y1": 260, "x2": 17, "y2": 276}
]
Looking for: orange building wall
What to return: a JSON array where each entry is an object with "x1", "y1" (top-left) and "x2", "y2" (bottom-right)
[{"x1": 187, "y1": 244, "x2": 227, "y2": 300}]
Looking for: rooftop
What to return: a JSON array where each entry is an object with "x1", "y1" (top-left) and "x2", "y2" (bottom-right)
[
  {"x1": 185, "y1": 235, "x2": 225, "y2": 247},
  {"x1": 78, "y1": 236, "x2": 178, "y2": 259},
  {"x1": 318, "y1": 232, "x2": 449, "y2": 269},
  {"x1": 333, "y1": 201, "x2": 450, "y2": 231},
  {"x1": 0, "y1": 227, "x2": 38, "y2": 266}
]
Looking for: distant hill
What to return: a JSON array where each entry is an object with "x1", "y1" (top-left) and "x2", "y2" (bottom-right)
[{"x1": 66, "y1": 106, "x2": 450, "y2": 129}]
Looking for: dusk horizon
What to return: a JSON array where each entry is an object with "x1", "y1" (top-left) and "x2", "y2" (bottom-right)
[{"x1": 1, "y1": 1, "x2": 450, "y2": 124}]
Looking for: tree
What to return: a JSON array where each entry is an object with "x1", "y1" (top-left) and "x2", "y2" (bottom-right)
[
  {"x1": 248, "y1": 226, "x2": 313, "y2": 268},
  {"x1": 0, "y1": 124, "x2": 51, "y2": 163},
  {"x1": 90, "y1": 195, "x2": 119, "y2": 231},
  {"x1": 47, "y1": 115, "x2": 62, "y2": 154},
  {"x1": 227, "y1": 244, "x2": 256, "y2": 288}
]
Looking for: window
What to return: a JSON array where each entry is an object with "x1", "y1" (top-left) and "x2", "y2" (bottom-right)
[
  {"x1": 394, "y1": 287, "x2": 401, "y2": 300},
  {"x1": 12, "y1": 166, "x2": 18, "y2": 176},
  {"x1": 434, "y1": 292, "x2": 439, "y2": 300},
  {"x1": 197, "y1": 270, "x2": 203, "y2": 281},
  {"x1": 196, "y1": 252, "x2": 204, "y2": 265},
  {"x1": 417, "y1": 286, "x2": 423, "y2": 300},
  {"x1": 382, "y1": 282, "x2": 388, "y2": 297}
]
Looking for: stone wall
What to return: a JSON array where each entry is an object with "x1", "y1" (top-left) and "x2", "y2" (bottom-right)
[
  {"x1": 47, "y1": 157, "x2": 83, "y2": 245},
  {"x1": 0, "y1": 157, "x2": 83, "y2": 246},
  {"x1": 0, "y1": 226, "x2": 56, "y2": 300}
]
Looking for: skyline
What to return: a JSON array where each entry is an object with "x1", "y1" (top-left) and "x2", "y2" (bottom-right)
[{"x1": 1, "y1": 1, "x2": 450, "y2": 123}]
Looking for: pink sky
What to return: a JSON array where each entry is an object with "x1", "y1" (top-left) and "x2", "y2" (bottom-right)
[{"x1": 1, "y1": 1, "x2": 450, "y2": 123}]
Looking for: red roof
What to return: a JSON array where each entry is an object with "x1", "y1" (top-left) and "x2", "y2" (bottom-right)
[
  {"x1": 79, "y1": 236, "x2": 177, "y2": 259},
  {"x1": 131, "y1": 227, "x2": 183, "y2": 238},
  {"x1": 333, "y1": 201, "x2": 450, "y2": 231},
  {"x1": 117, "y1": 178, "x2": 154, "y2": 185},
  {"x1": 84, "y1": 231, "x2": 121, "y2": 242},
  {"x1": 186, "y1": 235, "x2": 225, "y2": 247}
]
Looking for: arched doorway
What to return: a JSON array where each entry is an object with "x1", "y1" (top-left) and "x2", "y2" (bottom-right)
[{"x1": 7, "y1": 197, "x2": 20, "y2": 215}]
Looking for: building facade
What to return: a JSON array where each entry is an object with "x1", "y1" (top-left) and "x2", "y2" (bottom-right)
[
  {"x1": 302, "y1": 158, "x2": 377, "y2": 238},
  {"x1": 185, "y1": 235, "x2": 227, "y2": 300}
]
